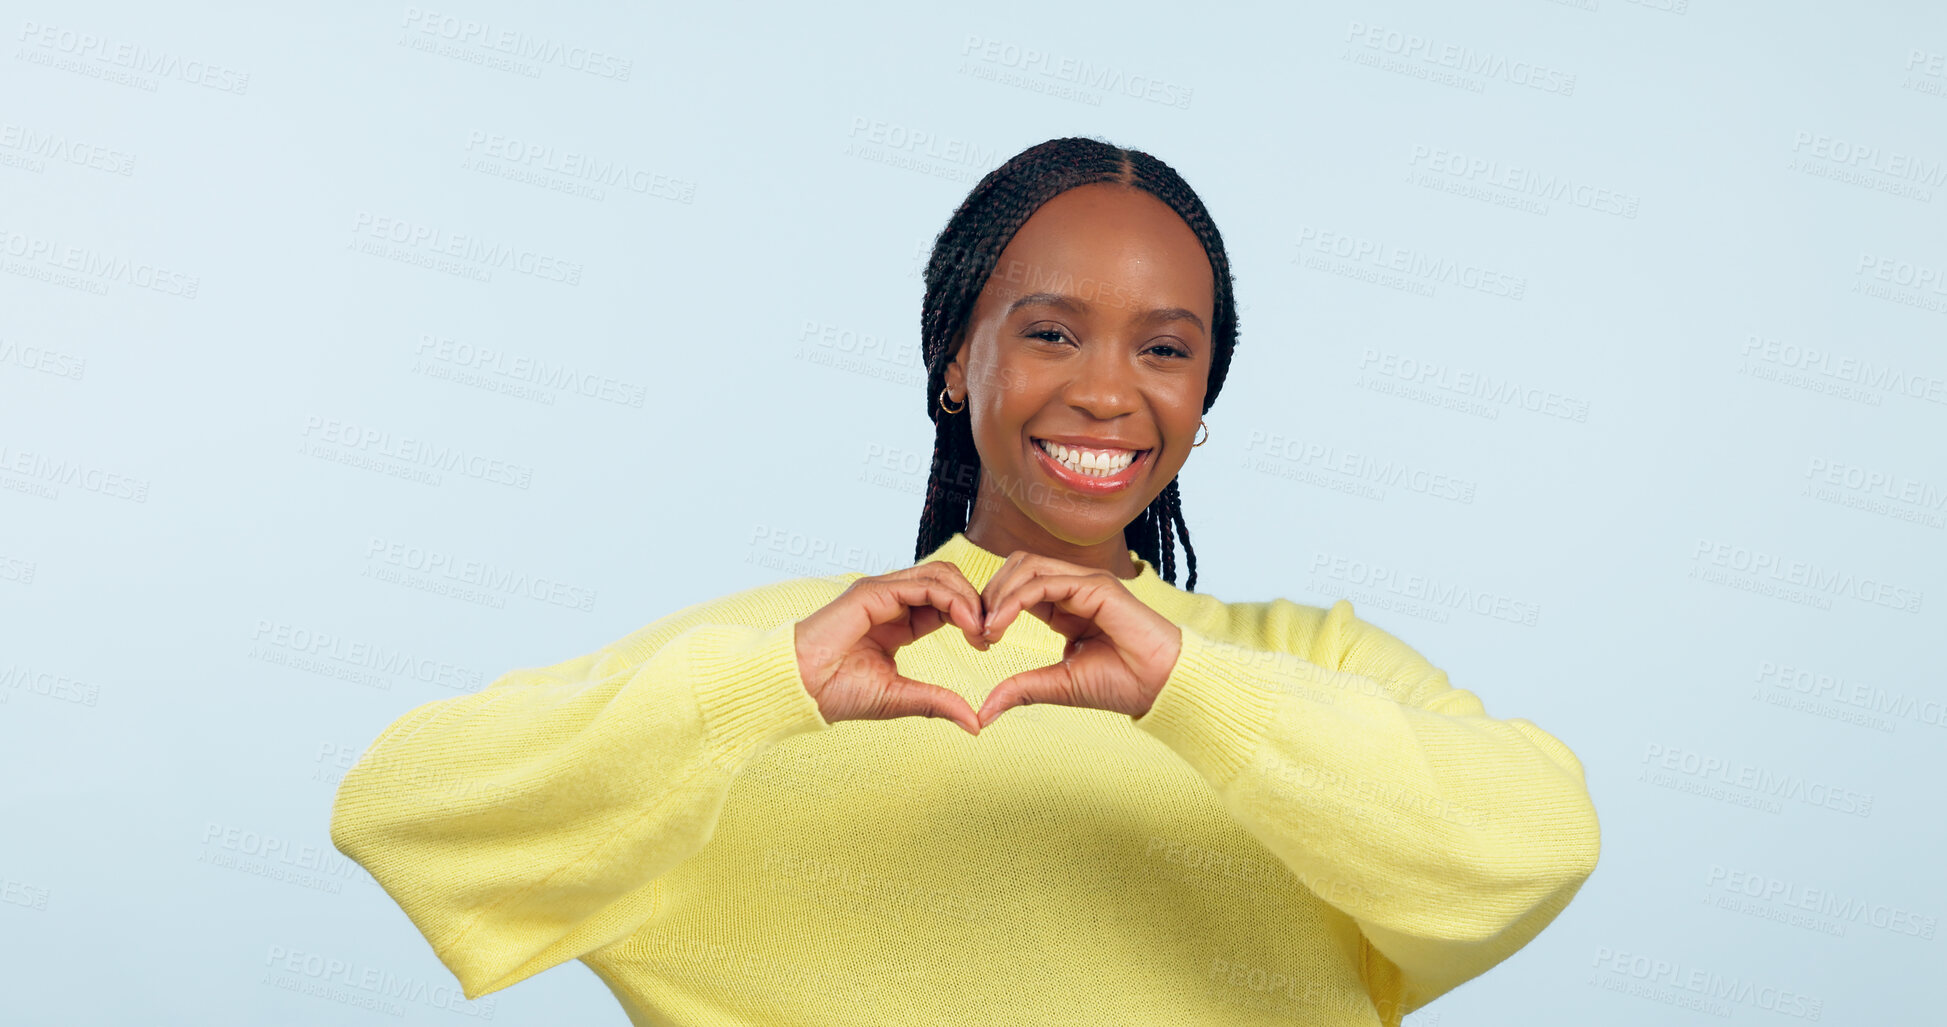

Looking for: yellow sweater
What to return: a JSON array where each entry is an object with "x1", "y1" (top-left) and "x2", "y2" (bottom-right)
[{"x1": 329, "y1": 531, "x2": 1600, "y2": 1026}]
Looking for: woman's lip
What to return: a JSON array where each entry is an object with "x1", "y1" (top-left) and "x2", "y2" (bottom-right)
[{"x1": 1029, "y1": 437, "x2": 1151, "y2": 493}]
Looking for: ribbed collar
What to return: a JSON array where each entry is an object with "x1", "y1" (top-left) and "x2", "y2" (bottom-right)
[{"x1": 920, "y1": 531, "x2": 1183, "y2": 613}]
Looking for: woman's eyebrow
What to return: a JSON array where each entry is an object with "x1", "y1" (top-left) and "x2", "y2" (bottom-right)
[
  {"x1": 1006, "y1": 291, "x2": 1086, "y2": 317},
  {"x1": 1006, "y1": 291, "x2": 1206, "y2": 333},
  {"x1": 1139, "y1": 306, "x2": 1206, "y2": 333}
]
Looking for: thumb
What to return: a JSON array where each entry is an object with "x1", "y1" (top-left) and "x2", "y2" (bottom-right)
[
  {"x1": 878, "y1": 675, "x2": 981, "y2": 736},
  {"x1": 977, "y1": 662, "x2": 1078, "y2": 730}
]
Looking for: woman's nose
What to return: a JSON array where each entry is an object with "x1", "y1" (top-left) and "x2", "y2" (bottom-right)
[{"x1": 1060, "y1": 346, "x2": 1139, "y2": 419}]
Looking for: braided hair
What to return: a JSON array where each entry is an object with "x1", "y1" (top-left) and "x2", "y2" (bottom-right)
[{"x1": 914, "y1": 136, "x2": 1241, "y2": 592}]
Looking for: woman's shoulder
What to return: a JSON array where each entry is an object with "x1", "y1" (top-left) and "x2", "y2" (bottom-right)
[
  {"x1": 1180, "y1": 588, "x2": 1337, "y2": 656},
  {"x1": 1185, "y1": 589, "x2": 1450, "y2": 701},
  {"x1": 586, "y1": 570, "x2": 858, "y2": 672}
]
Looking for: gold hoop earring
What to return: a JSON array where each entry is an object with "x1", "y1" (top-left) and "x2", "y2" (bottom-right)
[
  {"x1": 939, "y1": 386, "x2": 965, "y2": 414},
  {"x1": 1192, "y1": 420, "x2": 1209, "y2": 447}
]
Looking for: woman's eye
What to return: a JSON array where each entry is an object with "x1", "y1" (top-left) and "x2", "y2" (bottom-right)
[{"x1": 1023, "y1": 331, "x2": 1184, "y2": 357}]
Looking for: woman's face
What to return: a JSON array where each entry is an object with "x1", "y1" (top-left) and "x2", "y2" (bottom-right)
[{"x1": 945, "y1": 182, "x2": 1215, "y2": 557}]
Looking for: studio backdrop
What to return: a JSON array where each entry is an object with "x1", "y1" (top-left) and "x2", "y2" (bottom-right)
[{"x1": 1, "y1": 1, "x2": 1940, "y2": 1023}]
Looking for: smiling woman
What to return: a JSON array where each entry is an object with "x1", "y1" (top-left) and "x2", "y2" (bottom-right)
[
  {"x1": 917, "y1": 140, "x2": 1239, "y2": 591},
  {"x1": 330, "y1": 136, "x2": 1601, "y2": 1027},
  {"x1": 942, "y1": 180, "x2": 1211, "y2": 580}
]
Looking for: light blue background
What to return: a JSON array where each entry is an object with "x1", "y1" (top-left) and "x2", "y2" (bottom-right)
[{"x1": 2, "y1": 1, "x2": 1941, "y2": 1023}]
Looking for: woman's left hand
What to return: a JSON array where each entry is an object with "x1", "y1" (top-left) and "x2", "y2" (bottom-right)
[{"x1": 974, "y1": 551, "x2": 1183, "y2": 729}]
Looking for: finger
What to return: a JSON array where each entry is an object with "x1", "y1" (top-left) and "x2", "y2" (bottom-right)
[
  {"x1": 910, "y1": 560, "x2": 991, "y2": 650},
  {"x1": 977, "y1": 661, "x2": 1081, "y2": 730},
  {"x1": 979, "y1": 550, "x2": 1031, "y2": 637},
  {"x1": 903, "y1": 603, "x2": 947, "y2": 643},
  {"x1": 863, "y1": 578, "x2": 986, "y2": 649},
  {"x1": 912, "y1": 558, "x2": 984, "y2": 612},
  {"x1": 897, "y1": 566, "x2": 986, "y2": 649},
  {"x1": 986, "y1": 573, "x2": 1104, "y2": 643},
  {"x1": 980, "y1": 550, "x2": 1091, "y2": 626},
  {"x1": 1017, "y1": 594, "x2": 1089, "y2": 641},
  {"x1": 982, "y1": 554, "x2": 1086, "y2": 639}
]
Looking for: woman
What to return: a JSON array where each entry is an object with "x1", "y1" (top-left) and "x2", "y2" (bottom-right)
[{"x1": 330, "y1": 136, "x2": 1601, "y2": 1026}]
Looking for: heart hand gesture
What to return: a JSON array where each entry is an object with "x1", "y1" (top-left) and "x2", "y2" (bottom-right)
[
  {"x1": 793, "y1": 551, "x2": 1182, "y2": 736},
  {"x1": 973, "y1": 550, "x2": 1183, "y2": 728},
  {"x1": 794, "y1": 560, "x2": 992, "y2": 735}
]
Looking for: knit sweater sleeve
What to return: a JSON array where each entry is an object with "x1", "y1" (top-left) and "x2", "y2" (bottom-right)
[
  {"x1": 1130, "y1": 598, "x2": 1600, "y2": 1022},
  {"x1": 328, "y1": 576, "x2": 845, "y2": 1000}
]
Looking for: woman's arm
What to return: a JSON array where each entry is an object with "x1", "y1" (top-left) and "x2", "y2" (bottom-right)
[
  {"x1": 1131, "y1": 597, "x2": 1600, "y2": 1017},
  {"x1": 328, "y1": 576, "x2": 845, "y2": 1000}
]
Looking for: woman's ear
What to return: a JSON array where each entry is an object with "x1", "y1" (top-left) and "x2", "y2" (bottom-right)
[{"x1": 944, "y1": 331, "x2": 973, "y2": 397}]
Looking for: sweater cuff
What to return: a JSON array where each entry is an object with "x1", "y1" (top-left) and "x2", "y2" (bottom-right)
[
  {"x1": 1131, "y1": 624, "x2": 1283, "y2": 790},
  {"x1": 687, "y1": 621, "x2": 830, "y2": 768}
]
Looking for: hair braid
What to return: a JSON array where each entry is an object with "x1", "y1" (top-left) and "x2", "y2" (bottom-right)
[{"x1": 914, "y1": 136, "x2": 1239, "y2": 592}]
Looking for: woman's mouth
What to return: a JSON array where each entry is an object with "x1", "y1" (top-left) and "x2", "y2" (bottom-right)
[{"x1": 1030, "y1": 437, "x2": 1152, "y2": 493}]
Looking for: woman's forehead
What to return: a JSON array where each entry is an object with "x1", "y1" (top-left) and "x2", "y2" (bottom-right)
[{"x1": 983, "y1": 186, "x2": 1214, "y2": 319}]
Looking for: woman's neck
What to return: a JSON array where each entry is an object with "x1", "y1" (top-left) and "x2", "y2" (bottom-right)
[{"x1": 961, "y1": 516, "x2": 1140, "y2": 581}]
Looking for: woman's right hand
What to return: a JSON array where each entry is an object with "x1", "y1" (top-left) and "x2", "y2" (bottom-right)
[{"x1": 794, "y1": 560, "x2": 991, "y2": 734}]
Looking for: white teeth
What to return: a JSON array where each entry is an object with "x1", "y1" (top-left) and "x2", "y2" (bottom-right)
[{"x1": 1037, "y1": 439, "x2": 1137, "y2": 477}]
